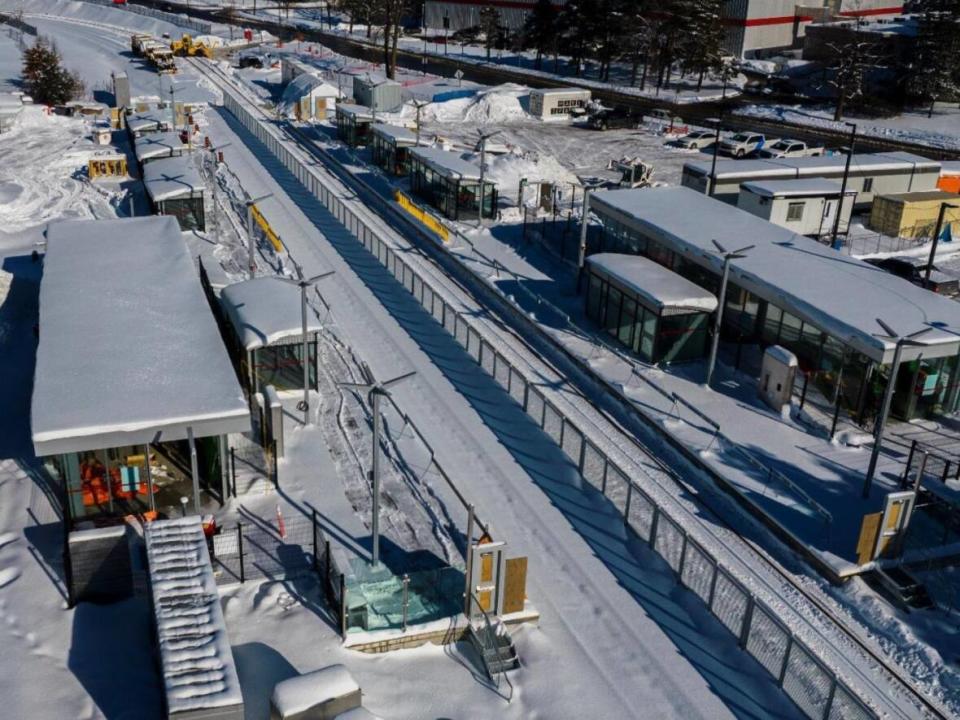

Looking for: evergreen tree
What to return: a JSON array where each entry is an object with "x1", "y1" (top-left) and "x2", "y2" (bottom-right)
[
  {"x1": 478, "y1": 6, "x2": 503, "y2": 60},
  {"x1": 683, "y1": 0, "x2": 727, "y2": 90},
  {"x1": 520, "y1": 0, "x2": 557, "y2": 70},
  {"x1": 22, "y1": 37, "x2": 83, "y2": 106}
]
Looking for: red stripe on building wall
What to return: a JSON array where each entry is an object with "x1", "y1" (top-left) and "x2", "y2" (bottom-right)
[
  {"x1": 722, "y1": 5, "x2": 901, "y2": 28},
  {"x1": 838, "y1": 6, "x2": 903, "y2": 17},
  {"x1": 427, "y1": 0, "x2": 563, "y2": 9}
]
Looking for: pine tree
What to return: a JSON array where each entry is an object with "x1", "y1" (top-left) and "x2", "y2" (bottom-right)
[
  {"x1": 22, "y1": 37, "x2": 82, "y2": 106},
  {"x1": 478, "y1": 6, "x2": 503, "y2": 60},
  {"x1": 520, "y1": 0, "x2": 557, "y2": 70},
  {"x1": 683, "y1": 0, "x2": 726, "y2": 91}
]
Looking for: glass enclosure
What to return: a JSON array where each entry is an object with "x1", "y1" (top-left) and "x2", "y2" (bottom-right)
[
  {"x1": 335, "y1": 108, "x2": 372, "y2": 147},
  {"x1": 156, "y1": 196, "x2": 205, "y2": 232},
  {"x1": 409, "y1": 154, "x2": 497, "y2": 221},
  {"x1": 250, "y1": 336, "x2": 318, "y2": 394},
  {"x1": 371, "y1": 134, "x2": 412, "y2": 176}
]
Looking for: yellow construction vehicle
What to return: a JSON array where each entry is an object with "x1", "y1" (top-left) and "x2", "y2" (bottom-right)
[{"x1": 170, "y1": 35, "x2": 213, "y2": 59}]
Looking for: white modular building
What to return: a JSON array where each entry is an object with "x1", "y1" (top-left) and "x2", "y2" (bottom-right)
[
  {"x1": 529, "y1": 88, "x2": 591, "y2": 121},
  {"x1": 134, "y1": 131, "x2": 187, "y2": 165},
  {"x1": 682, "y1": 152, "x2": 940, "y2": 208},
  {"x1": 737, "y1": 179, "x2": 856, "y2": 237},
  {"x1": 279, "y1": 73, "x2": 342, "y2": 121}
]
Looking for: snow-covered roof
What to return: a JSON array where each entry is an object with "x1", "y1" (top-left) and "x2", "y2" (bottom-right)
[
  {"x1": 143, "y1": 155, "x2": 204, "y2": 202},
  {"x1": 741, "y1": 179, "x2": 846, "y2": 198},
  {"x1": 270, "y1": 665, "x2": 359, "y2": 717},
  {"x1": 146, "y1": 518, "x2": 244, "y2": 717},
  {"x1": 941, "y1": 161, "x2": 960, "y2": 177},
  {"x1": 134, "y1": 131, "x2": 185, "y2": 162},
  {"x1": 410, "y1": 147, "x2": 485, "y2": 182},
  {"x1": 220, "y1": 277, "x2": 323, "y2": 351},
  {"x1": 372, "y1": 123, "x2": 417, "y2": 145},
  {"x1": 586, "y1": 253, "x2": 718, "y2": 315},
  {"x1": 685, "y1": 152, "x2": 941, "y2": 181},
  {"x1": 336, "y1": 709, "x2": 383, "y2": 720},
  {"x1": 589, "y1": 187, "x2": 960, "y2": 364},
  {"x1": 354, "y1": 74, "x2": 401, "y2": 89},
  {"x1": 32, "y1": 216, "x2": 249, "y2": 456},
  {"x1": 531, "y1": 87, "x2": 592, "y2": 97},
  {"x1": 336, "y1": 103, "x2": 374, "y2": 120},
  {"x1": 876, "y1": 190, "x2": 960, "y2": 204},
  {"x1": 279, "y1": 74, "x2": 341, "y2": 117},
  {"x1": 126, "y1": 110, "x2": 169, "y2": 133}
]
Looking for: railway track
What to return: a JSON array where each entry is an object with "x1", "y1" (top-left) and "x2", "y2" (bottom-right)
[{"x1": 188, "y1": 54, "x2": 955, "y2": 720}]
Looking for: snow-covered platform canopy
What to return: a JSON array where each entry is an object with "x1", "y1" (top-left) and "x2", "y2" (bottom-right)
[
  {"x1": 32, "y1": 216, "x2": 248, "y2": 456},
  {"x1": 684, "y1": 152, "x2": 941, "y2": 182},
  {"x1": 336, "y1": 103, "x2": 374, "y2": 120},
  {"x1": 146, "y1": 517, "x2": 244, "y2": 720},
  {"x1": 371, "y1": 123, "x2": 417, "y2": 146},
  {"x1": 588, "y1": 187, "x2": 960, "y2": 365},
  {"x1": 126, "y1": 109, "x2": 169, "y2": 135},
  {"x1": 220, "y1": 277, "x2": 323, "y2": 351},
  {"x1": 409, "y1": 146, "x2": 483, "y2": 181},
  {"x1": 143, "y1": 155, "x2": 204, "y2": 203},
  {"x1": 740, "y1": 178, "x2": 846, "y2": 198},
  {"x1": 586, "y1": 253, "x2": 717, "y2": 315},
  {"x1": 134, "y1": 131, "x2": 186, "y2": 163}
]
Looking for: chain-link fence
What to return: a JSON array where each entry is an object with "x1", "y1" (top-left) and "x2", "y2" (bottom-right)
[{"x1": 219, "y1": 84, "x2": 878, "y2": 720}]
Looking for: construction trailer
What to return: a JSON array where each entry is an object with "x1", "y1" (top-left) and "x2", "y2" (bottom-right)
[
  {"x1": 869, "y1": 191, "x2": 960, "y2": 240},
  {"x1": 681, "y1": 152, "x2": 941, "y2": 208},
  {"x1": 134, "y1": 131, "x2": 187, "y2": 166},
  {"x1": 585, "y1": 186, "x2": 960, "y2": 424},
  {"x1": 142, "y1": 155, "x2": 206, "y2": 231},
  {"x1": 279, "y1": 74, "x2": 341, "y2": 121},
  {"x1": 939, "y1": 162, "x2": 960, "y2": 194},
  {"x1": 737, "y1": 179, "x2": 856, "y2": 237},
  {"x1": 335, "y1": 103, "x2": 375, "y2": 147},
  {"x1": 125, "y1": 109, "x2": 170, "y2": 137},
  {"x1": 408, "y1": 146, "x2": 498, "y2": 222},
  {"x1": 528, "y1": 88, "x2": 591, "y2": 120},
  {"x1": 371, "y1": 123, "x2": 419, "y2": 176},
  {"x1": 353, "y1": 75, "x2": 403, "y2": 112}
]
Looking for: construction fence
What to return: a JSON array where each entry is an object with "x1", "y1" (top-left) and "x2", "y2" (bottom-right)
[{"x1": 219, "y1": 84, "x2": 878, "y2": 720}]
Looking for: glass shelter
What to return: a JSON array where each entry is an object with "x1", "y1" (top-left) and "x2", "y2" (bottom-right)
[
  {"x1": 408, "y1": 146, "x2": 498, "y2": 222},
  {"x1": 143, "y1": 155, "x2": 206, "y2": 231},
  {"x1": 335, "y1": 103, "x2": 375, "y2": 147},
  {"x1": 371, "y1": 123, "x2": 418, "y2": 176}
]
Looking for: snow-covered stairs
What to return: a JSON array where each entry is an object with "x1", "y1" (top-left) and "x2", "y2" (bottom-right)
[{"x1": 469, "y1": 621, "x2": 519, "y2": 677}]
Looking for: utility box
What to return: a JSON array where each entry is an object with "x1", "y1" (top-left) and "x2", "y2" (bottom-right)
[
  {"x1": 352, "y1": 75, "x2": 402, "y2": 112},
  {"x1": 112, "y1": 71, "x2": 131, "y2": 109},
  {"x1": 759, "y1": 345, "x2": 797, "y2": 412}
]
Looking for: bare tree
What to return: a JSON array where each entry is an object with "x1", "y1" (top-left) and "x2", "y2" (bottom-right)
[{"x1": 821, "y1": 15, "x2": 881, "y2": 120}]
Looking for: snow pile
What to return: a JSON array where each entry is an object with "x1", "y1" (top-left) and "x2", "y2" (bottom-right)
[
  {"x1": 270, "y1": 665, "x2": 360, "y2": 717},
  {"x1": 483, "y1": 150, "x2": 581, "y2": 199},
  {"x1": 419, "y1": 83, "x2": 531, "y2": 125},
  {"x1": 146, "y1": 517, "x2": 244, "y2": 715}
]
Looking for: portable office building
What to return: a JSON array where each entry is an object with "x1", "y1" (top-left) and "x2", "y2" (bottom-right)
[
  {"x1": 371, "y1": 124, "x2": 418, "y2": 175},
  {"x1": 682, "y1": 152, "x2": 941, "y2": 208},
  {"x1": 869, "y1": 191, "x2": 960, "y2": 240},
  {"x1": 134, "y1": 130, "x2": 186, "y2": 165},
  {"x1": 33, "y1": 217, "x2": 248, "y2": 534},
  {"x1": 408, "y1": 146, "x2": 498, "y2": 221},
  {"x1": 937, "y1": 162, "x2": 960, "y2": 194},
  {"x1": 220, "y1": 277, "x2": 322, "y2": 396},
  {"x1": 336, "y1": 103, "x2": 375, "y2": 147},
  {"x1": 353, "y1": 75, "x2": 402, "y2": 112},
  {"x1": 529, "y1": 88, "x2": 591, "y2": 120},
  {"x1": 587, "y1": 186, "x2": 960, "y2": 425},
  {"x1": 584, "y1": 253, "x2": 717, "y2": 365},
  {"x1": 143, "y1": 155, "x2": 206, "y2": 231},
  {"x1": 279, "y1": 73, "x2": 341, "y2": 121},
  {"x1": 738, "y1": 179, "x2": 855, "y2": 237}
]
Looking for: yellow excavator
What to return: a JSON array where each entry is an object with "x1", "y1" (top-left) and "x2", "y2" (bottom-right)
[{"x1": 170, "y1": 34, "x2": 212, "y2": 59}]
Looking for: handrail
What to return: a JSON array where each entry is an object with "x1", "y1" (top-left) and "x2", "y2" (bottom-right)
[{"x1": 467, "y1": 591, "x2": 514, "y2": 702}]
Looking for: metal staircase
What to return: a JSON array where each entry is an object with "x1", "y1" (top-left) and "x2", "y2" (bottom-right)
[{"x1": 467, "y1": 592, "x2": 518, "y2": 700}]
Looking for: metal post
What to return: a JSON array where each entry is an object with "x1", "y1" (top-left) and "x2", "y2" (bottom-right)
[
  {"x1": 464, "y1": 503, "x2": 475, "y2": 615},
  {"x1": 863, "y1": 340, "x2": 905, "y2": 498},
  {"x1": 478, "y1": 138, "x2": 487, "y2": 223},
  {"x1": 829, "y1": 351, "x2": 846, "y2": 440},
  {"x1": 128, "y1": 194, "x2": 135, "y2": 218},
  {"x1": 706, "y1": 256, "x2": 732, "y2": 388},
  {"x1": 830, "y1": 123, "x2": 856, "y2": 250},
  {"x1": 143, "y1": 443, "x2": 156, "y2": 513},
  {"x1": 237, "y1": 522, "x2": 245, "y2": 583},
  {"x1": 902, "y1": 440, "x2": 917, "y2": 488},
  {"x1": 925, "y1": 202, "x2": 958, "y2": 289},
  {"x1": 799, "y1": 371, "x2": 810, "y2": 411},
  {"x1": 229, "y1": 446, "x2": 237, "y2": 497},
  {"x1": 187, "y1": 426, "x2": 200, "y2": 515},
  {"x1": 312, "y1": 507, "x2": 318, "y2": 572},
  {"x1": 300, "y1": 282, "x2": 310, "y2": 425},
  {"x1": 246, "y1": 202, "x2": 256, "y2": 279},
  {"x1": 708, "y1": 122, "x2": 722, "y2": 197},
  {"x1": 371, "y1": 389, "x2": 382, "y2": 565},
  {"x1": 402, "y1": 574, "x2": 409, "y2": 630},
  {"x1": 577, "y1": 187, "x2": 592, "y2": 289}
]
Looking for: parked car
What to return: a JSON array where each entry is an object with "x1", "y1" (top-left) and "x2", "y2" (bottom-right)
[
  {"x1": 863, "y1": 256, "x2": 959, "y2": 296},
  {"x1": 586, "y1": 106, "x2": 640, "y2": 131},
  {"x1": 757, "y1": 138, "x2": 824, "y2": 158},
  {"x1": 674, "y1": 129, "x2": 717, "y2": 150},
  {"x1": 450, "y1": 26, "x2": 482, "y2": 43},
  {"x1": 718, "y1": 132, "x2": 775, "y2": 158},
  {"x1": 238, "y1": 51, "x2": 273, "y2": 69},
  {"x1": 645, "y1": 108, "x2": 687, "y2": 134}
]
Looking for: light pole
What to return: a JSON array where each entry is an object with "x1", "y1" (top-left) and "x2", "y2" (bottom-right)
[
  {"x1": 706, "y1": 239, "x2": 754, "y2": 388},
  {"x1": 272, "y1": 268, "x2": 335, "y2": 425},
  {"x1": 412, "y1": 99, "x2": 430, "y2": 147},
  {"x1": 340, "y1": 366, "x2": 416, "y2": 566},
  {"x1": 830, "y1": 122, "x2": 856, "y2": 250},
  {"x1": 245, "y1": 193, "x2": 273, "y2": 279},
  {"x1": 708, "y1": 117, "x2": 722, "y2": 197},
  {"x1": 476, "y1": 129, "x2": 501, "y2": 223},
  {"x1": 862, "y1": 319, "x2": 932, "y2": 498},
  {"x1": 924, "y1": 202, "x2": 959, "y2": 289}
]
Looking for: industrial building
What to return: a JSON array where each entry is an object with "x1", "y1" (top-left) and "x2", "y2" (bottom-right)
[
  {"x1": 408, "y1": 146, "x2": 498, "y2": 221},
  {"x1": 32, "y1": 216, "x2": 249, "y2": 532},
  {"x1": 737, "y1": 179, "x2": 855, "y2": 237},
  {"x1": 143, "y1": 155, "x2": 206, "y2": 231},
  {"x1": 682, "y1": 152, "x2": 940, "y2": 207},
  {"x1": 585, "y1": 187, "x2": 960, "y2": 425},
  {"x1": 869, "y1": 191, "x2": 960, "y2": 240},
  {"x1": 529, "y1": 88, "x2": 591, "y2": 120},
  {"x1": 371, "y1": 123, "x2": 419, "y2": 176},
  {"x1": 219, "y1": 277, "x2": 322, "y2": 396},
  {"x1": 423, "y1": 1, "x2": 902, "y2": 57}
]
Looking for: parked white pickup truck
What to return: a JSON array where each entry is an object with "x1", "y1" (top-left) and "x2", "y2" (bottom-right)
[
  {"x1": 718, "y1": 132, "x2": 778, "y2": 158},
  {"x1": 757, "y1": 138, "x2": 825, "y2": 159}
]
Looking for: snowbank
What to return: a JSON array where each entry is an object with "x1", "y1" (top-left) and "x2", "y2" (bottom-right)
[
  {"x1": 483, "y1": 150, "x2": 581, "y2": 199},
  {"x1": 270, "y1": 665, "x2": 360, "y2": 718}
]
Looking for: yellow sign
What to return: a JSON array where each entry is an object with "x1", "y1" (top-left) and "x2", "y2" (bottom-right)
[
  {"x1": 88, "y1": 156, "x2": 127, "y2": 180},
  {"x1": 395, "y1": 191, "x2": 449, "y2": 244},
  {"x1": 251, "y1": 203, "x2": 284, "y2": 253}
]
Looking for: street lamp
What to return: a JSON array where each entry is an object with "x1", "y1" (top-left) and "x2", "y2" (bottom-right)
[
  {"x1": 830, "y1": 122, "x2": 856, "y2": 250},
  {"x1": 411, "y1": 99, "x2": 430, "y2": 146},
  {"x1": 272, "y1": 268, "x2": 335, "y2": 426},
  {"x1": 705, "y1": 239, "x2": 754, "y2": 388},
  {"x1": 476, "y1": 129, "x2": 501, "y2": 223},
  {"x1": 707, "y1": 117, "x2": 722, "y2": 197},
  {"x1": 245, "y1": 193, "x2": 273, "y2": 279},
  {"x1": 340, "y1": 365, "x2": 416, "y2": 566},
  {"x1": 862, "y1": 319, "x2": 933, "y2": 498},
  {"x1": 924, "y1": 202, "x2": 959, "y2": 289}
]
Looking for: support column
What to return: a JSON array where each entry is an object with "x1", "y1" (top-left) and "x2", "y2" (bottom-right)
[{"x1": 187, "y1": 426, "x2": 201, "y2": 515}]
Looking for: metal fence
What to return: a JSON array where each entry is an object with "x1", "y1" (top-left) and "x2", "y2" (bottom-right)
[
  {"x1": 79, "y1": 0, "x2": 213, "y2": 33},
  {"x1": 218, "y1": 83, "x2": 877, "y2": 720}
]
